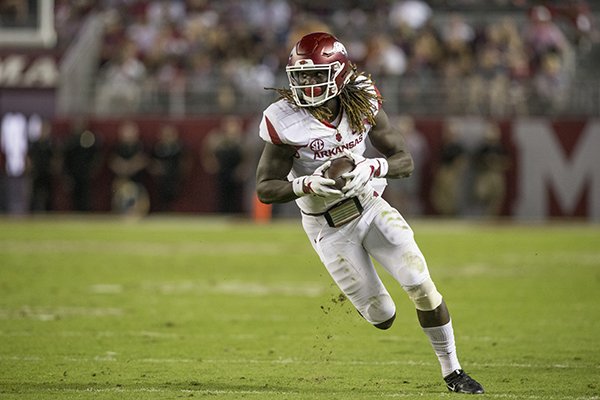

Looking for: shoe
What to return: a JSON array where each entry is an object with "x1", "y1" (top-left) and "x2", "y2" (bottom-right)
[{"x1": 444, "y1": 369, "x2": 484, "y2": 394}]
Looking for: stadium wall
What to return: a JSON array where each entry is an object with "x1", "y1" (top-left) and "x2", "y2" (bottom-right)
[
  {"x1": 44, "y1": 116, "x2": 599, "y2": 221},
  {"x1": 412, "y1": 117, "x2": 600, "y2": 221}
]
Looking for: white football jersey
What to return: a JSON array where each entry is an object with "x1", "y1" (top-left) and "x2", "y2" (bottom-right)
[{"x1": 259, "y1": 76, "x2": 387, "y2": 214}]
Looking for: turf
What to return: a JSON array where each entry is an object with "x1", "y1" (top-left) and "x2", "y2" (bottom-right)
[{"x1": 0, "y1": 216, "x2": 598, "y2": 399}]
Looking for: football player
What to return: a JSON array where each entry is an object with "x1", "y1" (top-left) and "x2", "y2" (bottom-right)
[{"x1": 255, "y1": 32, "x2": 484, "y2": 394}]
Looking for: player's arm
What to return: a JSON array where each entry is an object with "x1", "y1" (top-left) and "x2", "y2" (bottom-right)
[
  {"x1": 341, "y1": 108, "x2": 414, "y2": 197},
  {"x1": 256, "y1": 142, "x2": 340, "y2": 204},
  {"x1": 256, "y1": 142, "x2": 298, "y2": 204},
  {"x1": 369, "y1": 108, "x2": 414, "y2": 179}
]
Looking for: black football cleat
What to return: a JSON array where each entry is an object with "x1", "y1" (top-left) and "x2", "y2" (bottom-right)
[{"x1": 444, "y1": 369, "x2": 485, "y2": 394}]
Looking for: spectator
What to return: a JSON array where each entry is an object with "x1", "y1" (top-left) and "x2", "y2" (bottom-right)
[
  {"x1": 28, "y1": 119, "x2": 56, "y2": 212},
  {"x1": 108, "y1": 120, "x2": 150, "y2": 215},
  {"x1": 440, "y1": 12, "x2": 475, "y2": 47},
  {"x1": 97, "y1": 8, "x2": 127, "y2": 68},
  {"x1": 147, "y1": 0, "x2": 187, "y2": 28},
  {"x1": 389, "y1": 0, "x2": 433, "y2": 32},
  {"x1": 430, "y1": 120, "x2": 468, "y2": 217},
  {"x1": 403, "y1": 29, "x2": 444, "y2": 105},
  {"x1": 54, "y1": 0, "x2": 95, "y2": 50},
  {"x1": 55, "y1": 0, "x2": 594, "y2": 117},
  {"x1": 0, "y1": 113, "x2": 29, "y2": 215},
  {"x1": 126, "y1": 8, "x2": 159, "y2": 58},
  {"x1": 383, "y1": 115, "x2": 428, "y2": 216},
  {"x1": 533, "y1": 52, "x2": 570, "y2": 112},
  {"x1": 364, "y1": 33, "x2": 408, "y2": 77},
  {"x1": 62, "y1": 118, "x2": 101, "y2": 212},
  {"x1": 286, "y1": 17, "x2": 331, "y2": 49},
  {"x1": 0, "y1": 0, "x2": 31, "y2": 26},
  {"x1": 546, "y1": 0, "x2": 599, "y2": 53},
  {"x1": 524, "y1": 5, "x2": 571, "y2": 71},
  {"x1": 506, "y1": 48, "x2": 531, "y2": 115},
  {"x1": 472, "y1": 121, "x2": 510, "y2": 217},
  {"x1": 149, "y1": 123, "x2": 186, "y2": 212},
  {"x1": 467, "y1": 45, "x2": 510, "y2": 116},
  {"x1": 95, "y1": 40, "x2": 147, "y2": 116},
  {"x1": 439, "y1": 13, "x2": 474, "y2": 113},
  {"x1": 202, "y1": 116, "x2": 246, "y2": 214}
]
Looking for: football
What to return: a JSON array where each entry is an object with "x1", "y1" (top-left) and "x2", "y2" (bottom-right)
[{"x1": 325, "y1": 156, "x2": 355, "y2": 190}]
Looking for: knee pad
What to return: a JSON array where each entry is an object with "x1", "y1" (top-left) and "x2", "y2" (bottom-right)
[
  {"x1": 405, "y1": 277, "x2": 443, "y2": 311},
  {"x1": 374, "y1": 312, "x2": 396, "y2": 330},
  {"x1": 364, "y1": 293, "x2": 396, "y2": 326}
]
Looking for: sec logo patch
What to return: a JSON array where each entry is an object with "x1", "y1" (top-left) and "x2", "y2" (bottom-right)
[{"x1": 310, "y1": 139, "x2": 325, "y2": 152}]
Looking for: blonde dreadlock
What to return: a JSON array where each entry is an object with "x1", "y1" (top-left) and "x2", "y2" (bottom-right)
[{"x1": 267, "y1": 69, "x2": 382, "y2": 134}]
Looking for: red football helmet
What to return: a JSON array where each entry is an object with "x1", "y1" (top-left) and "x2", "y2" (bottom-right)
[{"x1": 286, "y1": 32, "x2": 353, "y2": 107}]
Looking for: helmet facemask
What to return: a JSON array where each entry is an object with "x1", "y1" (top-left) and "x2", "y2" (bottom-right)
[{"x1": 286, "y1": 61, "x2": 348, "y2": 107}]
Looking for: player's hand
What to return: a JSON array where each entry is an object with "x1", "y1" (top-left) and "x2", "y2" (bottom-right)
[
  {"x1": 292, "y1": 161, "x2": 343, "y2": 198},
  {"x1": 341, "y1": 149, "x2": 388, "y2": 198}
]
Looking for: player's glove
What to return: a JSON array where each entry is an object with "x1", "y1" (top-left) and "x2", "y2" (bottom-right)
[
  {"x1": 341, "y1": 149, "x2": 389, "y2": 198},
  {"x1": 292, "y1": 161, "x2": 343, "y2": 198}
]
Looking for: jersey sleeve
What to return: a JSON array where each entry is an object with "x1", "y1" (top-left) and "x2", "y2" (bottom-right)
[
  {"x1": 258, "y1": 101, "x2": 308, "y2": 147},
  {"x1": 258, "y1": 111, "x2": 284, "y2": 145}
]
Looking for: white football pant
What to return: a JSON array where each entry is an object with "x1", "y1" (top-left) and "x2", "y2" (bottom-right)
[{"x1": 301, "y1": 197, "x2": 434, "y2": 325}]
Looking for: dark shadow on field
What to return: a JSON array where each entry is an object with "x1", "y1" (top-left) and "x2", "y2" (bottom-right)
[{"x1": 0, "y1": 380, "x2": 441, "y2": 396}]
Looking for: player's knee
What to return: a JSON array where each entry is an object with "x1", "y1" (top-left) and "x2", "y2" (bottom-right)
[
  {"x1": 374, "y1": 312, "x2": 396, "y2": 330},
  {"x1": 405, "y1": 277, "x2": 443, "y2": 311},
  {"x1": 364, "y1": 293, "x2": 396, "y2": 328}
]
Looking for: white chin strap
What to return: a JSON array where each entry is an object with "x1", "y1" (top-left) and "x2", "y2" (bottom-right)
[{"x1": 300, "y1": 90, "x2": 327, "y2": 105}]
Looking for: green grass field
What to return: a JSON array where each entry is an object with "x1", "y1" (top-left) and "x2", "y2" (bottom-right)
[{"x1": 0, "y1": 216, "x2": 599, "y2": 399}]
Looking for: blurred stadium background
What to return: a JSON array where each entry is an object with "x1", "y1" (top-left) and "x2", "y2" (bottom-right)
[{"x1": 1, "y1": 0, "x2": 599, "y2": 221}]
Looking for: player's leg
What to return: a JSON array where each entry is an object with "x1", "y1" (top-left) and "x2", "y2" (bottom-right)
[
  {"x1": 363, "y1": 201, "x2": 484, "y2": 394},
  {"x1": 326, "y1": 246, "x2": 397, "y2": 329},
  {"x1": 301, "y1": 215, "x2": 396, "y2": 329}
]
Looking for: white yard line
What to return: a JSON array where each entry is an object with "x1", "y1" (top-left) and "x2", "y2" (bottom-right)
[
  {"x1": 0, "y1": 240, "x2": 286, "y2": 256},
  {"x1": 7, "y1": 386, "x2": 600, "y2": 400},
  {"x1": 1, "y1": 355, "x2": 597, "y2": 370},
  {"x1": 0, "y1": 306, "x2": 123, "y2": 320},
  {"x1": 144, "y1": 280, "x2": 325, "y2": 297},
  {"x1": 20, "y1": 387, "x2": 300, "y2": 396}
]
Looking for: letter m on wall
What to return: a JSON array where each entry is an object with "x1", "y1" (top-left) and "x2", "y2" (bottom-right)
[{"x1": 513, "y1": 119, "x2": 600, "y2": 221}]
